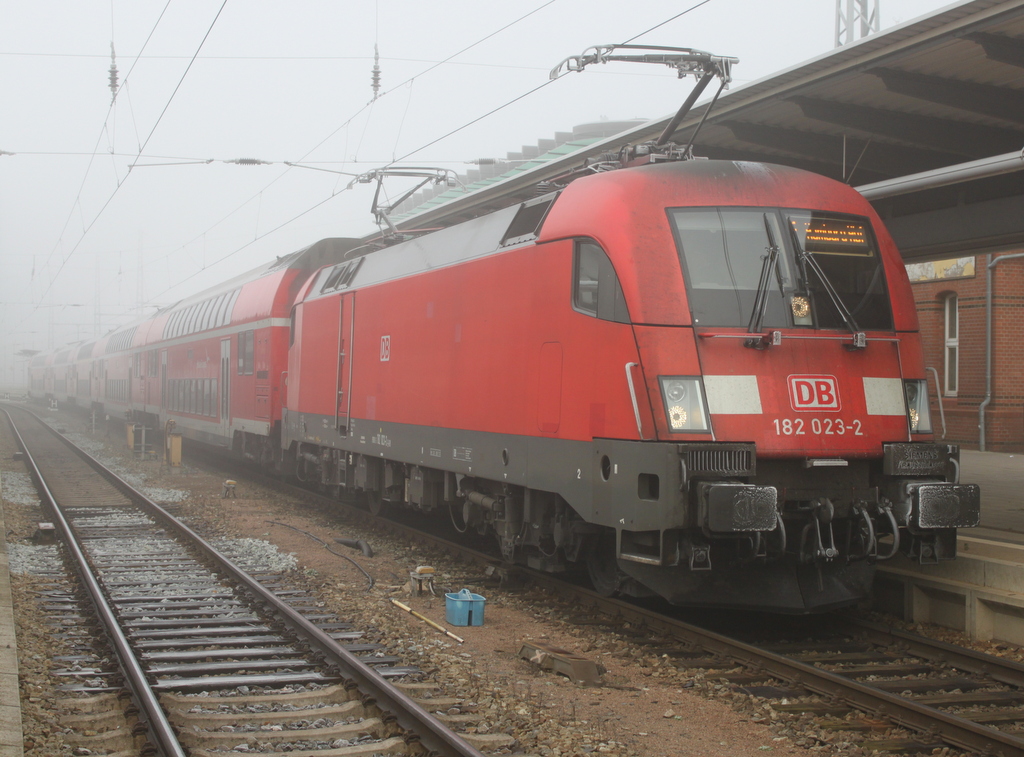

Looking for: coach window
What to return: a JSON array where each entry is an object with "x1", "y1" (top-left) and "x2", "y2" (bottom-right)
[
  {"x1": 197, "y1": 299, "x2": 212, "y2": 332},
  {"x1": 213, "y1": 294, "x2": 229, "y2": 328},
  {"x1": 572, "y1": 240, "x2": 629, "y2": 323},
  {"x1": 203, "y1": 298, "x2": 217, "y2": 330},
  {"x1": 238, "y1": 330, "x2": 255, "y2": 375},
  {"x1": 191, "y1": 303, "x2": 204, "y2": 333},
  {"x1": 944, "y1": 293, "x2": 959, "y2": 396},
  {"x1": 194, "y1": 301, "x2": 207, "y2": 333}
]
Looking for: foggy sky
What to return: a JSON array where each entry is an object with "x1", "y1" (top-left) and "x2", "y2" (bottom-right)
[{"x1": 0, "y1": 0, "x2": 957, "y2": 383}]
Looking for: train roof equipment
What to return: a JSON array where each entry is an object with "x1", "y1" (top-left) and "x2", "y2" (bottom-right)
[
  {"x1": 350, "y1": 167, "x2": 465, "y2": 237},
  {"x1": 358, "y1": 45, "x2": 738, "y2": 246}
]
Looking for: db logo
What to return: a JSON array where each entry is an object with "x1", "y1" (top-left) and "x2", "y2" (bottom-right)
[
  {"x1": 380, "y1": 335, "x2": 391, "y2": 362},
  {"x1": 788, "y1": 375, "x2": 840, "y2": 412}
]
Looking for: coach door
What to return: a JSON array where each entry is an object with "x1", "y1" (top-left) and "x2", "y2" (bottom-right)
[
  {"x1": 336, "y1": 293, "x2": 355, "y2": 435},
  {"x1": 220, "y1": 338, "x2": 231, "y2": 429}
]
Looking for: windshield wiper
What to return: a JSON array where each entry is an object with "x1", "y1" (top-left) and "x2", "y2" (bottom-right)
[
  {"x1": 747, "y1": 213, "x2": 785, "y2": 335},
  {"x1": 788, "y1": 222, "x2": 861, "y2": 335}
]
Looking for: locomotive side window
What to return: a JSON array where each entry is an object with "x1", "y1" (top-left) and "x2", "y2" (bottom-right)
[{"x1": 573, "y1": 241, "x2": 629, "y2": 324}]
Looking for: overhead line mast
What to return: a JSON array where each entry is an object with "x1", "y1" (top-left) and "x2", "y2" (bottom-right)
[{"x1": 835, "y1": 0, "x2": 880, "y2": 47}]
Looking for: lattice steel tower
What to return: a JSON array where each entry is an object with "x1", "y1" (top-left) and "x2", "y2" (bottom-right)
[{"x1": 835, "y1": 0, "x2": 879, "y2": 46}]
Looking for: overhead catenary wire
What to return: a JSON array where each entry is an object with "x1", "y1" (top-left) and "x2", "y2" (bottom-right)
[
  {"x1": 26, "y1": 0, "x2": 223, "y2": 331},
  {"x1": 152, "y1": 0, "x2": 723, "y2": 304},
  {"x1": 27, "y1": 0, "x2": 723, "y2": 336},
  {"x1": 142, "y1": 0, "x2": 564, "y2": 304},
  {"x1": 31, "y1": 0, "x2": 173, "y2": 292},
  {"x1": 29, "y1": 0, "x2": 229, "y2": 329},
  {"x1": 621, "y1": 0, "x2": 715, "y2": 44},
  {"x1": 388, "y1": 0, "x2": 719, "y2": 165},
  {"x1": 129, "y1": 0, "x2": 229, "y2": 172}
]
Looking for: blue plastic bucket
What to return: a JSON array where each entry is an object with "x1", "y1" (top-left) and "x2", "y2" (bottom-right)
[{"x1": 445, "y1": 588, "x2": 486, "y2": 626}]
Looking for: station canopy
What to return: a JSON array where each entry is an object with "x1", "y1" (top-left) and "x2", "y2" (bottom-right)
[{"x1": 394, "y1": 0, "x2": 1024, "y2": 262}]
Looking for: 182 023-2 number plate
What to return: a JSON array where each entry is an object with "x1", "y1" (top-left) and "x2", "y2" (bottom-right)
[{"x1": 772, "y1": 418, "x2": 864, "y2": 436}]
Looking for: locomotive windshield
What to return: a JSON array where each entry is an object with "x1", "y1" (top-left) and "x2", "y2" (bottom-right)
[{"x1": 669, "y1": 207, "x2": 893, "y2": 330}]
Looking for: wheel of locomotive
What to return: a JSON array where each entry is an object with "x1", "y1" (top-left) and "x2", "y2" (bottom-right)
[
  {"x1": 586, "y1": 530, "x2": 627, "y2": 597},
  {"x1": 364, "y1": 487, "x2": 389, "y2": 517}
]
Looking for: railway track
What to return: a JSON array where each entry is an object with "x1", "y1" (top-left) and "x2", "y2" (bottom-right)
[
  {"x1": 192, "y1": 446, "x2": 1024, "y2": 757},
  {"x1": 3, "y1": 405, "x2": 485, "y2": 757}
]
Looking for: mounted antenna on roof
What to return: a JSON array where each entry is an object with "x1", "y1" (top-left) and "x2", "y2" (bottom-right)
[
  {"x1": 350, "y1": 167, "x2": 464, "y2": 236},
  {"x1": 550, "y1": 44, "x2": 737, "y2": 163}
]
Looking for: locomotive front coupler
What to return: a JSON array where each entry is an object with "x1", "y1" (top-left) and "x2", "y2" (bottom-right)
[{"x1": 797, "y1": 498, "x2": 840, "y2": 564}]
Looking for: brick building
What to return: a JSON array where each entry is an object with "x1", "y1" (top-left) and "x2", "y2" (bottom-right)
[{"x1": 907, "y1": 252, "x2": 1024, "y2": 452}]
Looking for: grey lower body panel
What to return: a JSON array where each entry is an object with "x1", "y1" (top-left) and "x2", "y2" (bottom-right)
[
  {"x1": 283, "y1": 410, "x2": 687, "y2": 531},
  {"x1": 282, "y1": 413, "x2": 964, "y2": 613}
]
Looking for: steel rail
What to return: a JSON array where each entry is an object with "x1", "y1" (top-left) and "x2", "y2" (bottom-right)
[
  {"x1": 13, "y1": 408, "x2": 485, "y2": 757},
  {"x1": 2, "y1": 407, "x2": 186, "y2": 757},
  {"x1": 851, "y1": 617, "x2": 1024, "y2": 690},
  {"x1": 192, "y1": 446, "x2": 1024, "y2": 756},
  {"x1": 325, "y1": 497, "x2": 1024, "y2": 754},
  {"x1": 521, "y1": 577, "x2": 1024, "y2": 757}
]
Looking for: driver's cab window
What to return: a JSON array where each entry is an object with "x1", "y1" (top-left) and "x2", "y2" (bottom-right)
[{"x1": 573, "y1": 240, "x2": 629, "y2": 323}]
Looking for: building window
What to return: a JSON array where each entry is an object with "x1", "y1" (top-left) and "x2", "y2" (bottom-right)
[{"x1": 944, "y1": 293, "x2": 958, "y2": 396}]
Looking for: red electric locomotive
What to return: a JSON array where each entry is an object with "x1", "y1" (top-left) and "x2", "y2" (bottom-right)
[
  {"x1": 25, "y1": 158, "x2": 981, "y2": 612},
  {"x1": 283, "y1": 158, "x2": 980, "y2": 612}
]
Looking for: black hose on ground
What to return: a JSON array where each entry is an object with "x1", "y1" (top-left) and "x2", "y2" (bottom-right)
[
  {"x1": 265, "y1": 520, "x2": 375, "y2": 590},
  {"x1": 335, "y1": 537, "x2": 374, "y2": 557}
]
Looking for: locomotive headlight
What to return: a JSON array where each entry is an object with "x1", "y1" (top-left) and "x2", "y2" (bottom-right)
[
  {"x1": 903, "y1": 379, "x2": 933, "y2": 434},
  {"x1": 665, "y1": 381, "x2": 687, "y2": 403},
  {"x1": 659, "y1": 377, "x2": 709, "y2": 432}
]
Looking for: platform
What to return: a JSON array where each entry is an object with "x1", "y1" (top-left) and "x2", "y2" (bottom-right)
[
  {"x1": 961, "y1": 450, "x2": 1024, "y2": 535},
  {"x1": 0, "y1": 472, "x2": 25, "y2": 756},
  {"x1": 875, "y1": 450, "x2": 1024, "y2": 643}
]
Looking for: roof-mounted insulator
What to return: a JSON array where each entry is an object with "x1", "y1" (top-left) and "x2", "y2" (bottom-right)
[
  {"x1": 371, "y1": 44, "x2": 382, "y2": 100},
  {"x1": 108, "y1": 42, "x2": 119, "y2": 103}
]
